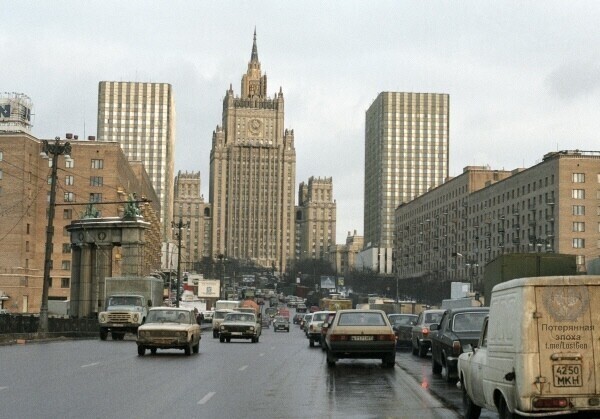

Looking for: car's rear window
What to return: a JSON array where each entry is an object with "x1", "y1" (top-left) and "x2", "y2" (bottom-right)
[
  {"x1": 313, "y1": 313, "x2": 328, "y2": 321},
  {"x1": 338, "y1": 312, "x2": 386, "y2": 326},
  {"x1": 452, "y1": 312, "x2": 487, "y2": 332},
  {"x1": 424, "y1": 312, "x2": 442, "y2": 323}
]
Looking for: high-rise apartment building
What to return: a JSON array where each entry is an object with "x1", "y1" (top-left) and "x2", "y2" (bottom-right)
[
  {"x1": 296, "y1": 176, "x2": 336, "y2": 261},
  {"x1": 209, "y1": 32, "x2": 296, "y2": 274},
  {"x1": 172, "y1": 171, "x2": 212, "y2": 272},
  {"x1": 364, "y1": 92, "x2": 449, "y2": 251},
  {"x1": 97, "y1": 81, "x2": 175, "y2": 243}
]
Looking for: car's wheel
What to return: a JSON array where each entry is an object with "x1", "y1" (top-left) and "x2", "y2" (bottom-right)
[
  {"x1": 498, "y1": 395, "x2": 523, "y2": 419},
  {"x1": 137, "y1": 345, "x2": 145, "y2": 356},
  {"x1": 213, "y1": 330, "x2": 218, "y2": 338},
  {"x1": 150, "y1": 348, "x2": 157, "y2": 355},
  {"x1": 226, "y1": 338, "x2": 231, "y2": 343},
  {"x1": 462, "y1": 380, "x2": 481, "y2": 419},
  {"x1": 193, "y1": 341, "x2": 199, "y2": 354},
  {"x1": 432, "y1": 353, "x2": 442, "y2": 374},
  {"x1": 418, "y1": 343, "x2": 428, "y2": 358},
  {"x1": 411, "y1": 341, "x2": 418, "y2": 356},
  {"x1": 382, "y1": 353, "x2": 396, "y2": 368},
  {"x1": 99, "y1": 329, "x2": 108, "y2": 341},
  {"x1": 184, "y1": 342, "x2": 192, "y2": 356},
  {"x1": 326, "y1": 349, "x2": 336, "y2": 367},
  {"x1": 309, "y1": 338, "x2": 315, "y2": 347},
  {"x1": 255, "y1": 335, "x2": 259, "y2": 343},
  {"x1": 219, "y1": 336, "x2": 225, "y2": 343}
]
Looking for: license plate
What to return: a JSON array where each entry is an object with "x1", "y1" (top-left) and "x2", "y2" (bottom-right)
[
  {"x1": 553, "y1": 364, "x2": 583, "y2": 387},
  {"x1": 351, "y1": 335, "x2": 374, "y2": 341}
]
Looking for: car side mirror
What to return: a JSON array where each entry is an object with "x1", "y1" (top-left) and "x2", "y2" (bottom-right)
[
  {"x1": 429, "y1": 323, "x2": 439, "y2": 331},
  {"x1": 322, "y1": 322, "x2": 329, "y2": 329},
  {"x1": 463, "y1": 343, "x2": 473, "y2": 353}
]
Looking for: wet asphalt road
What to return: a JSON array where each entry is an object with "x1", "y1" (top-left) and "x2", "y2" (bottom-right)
[{"x1": 0, "y1": 317, "x2": 465, "y2": 419}]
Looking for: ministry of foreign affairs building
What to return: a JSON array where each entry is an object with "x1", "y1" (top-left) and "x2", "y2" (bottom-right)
[{"x1": 209, "y1": 32, "x2": 296, "y2": 274}]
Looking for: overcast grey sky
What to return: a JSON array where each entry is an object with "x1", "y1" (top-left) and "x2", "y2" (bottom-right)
[{"x1": 4, "y1": 1, "x2": 600, "y2": 241}]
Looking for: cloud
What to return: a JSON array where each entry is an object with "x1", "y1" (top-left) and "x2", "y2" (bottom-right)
[{"x1": 546, "y1": 61, "x2": 600, "y2": 100}]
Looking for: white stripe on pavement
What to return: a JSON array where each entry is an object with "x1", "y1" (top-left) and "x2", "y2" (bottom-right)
[
  {"x1": 197, "y1": 392, "x2": 216, "y2": 405},
  {"x1": 238, "y1": 365, "x2": 248, "y2": 371},
  {"x1": 81, "y1": 362, "x2": 99, "y2": 368}
]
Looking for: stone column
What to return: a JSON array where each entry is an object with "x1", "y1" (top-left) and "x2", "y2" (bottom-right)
[
  {"x1": 79, "y1": 244, "x2": 94, "y2": 318},
  {"x1": 69, "y1": 244, "x2": 82, "y2": 318},
  {"x1": 93, "y1": 245, "x2": 113, "y2": 314}
]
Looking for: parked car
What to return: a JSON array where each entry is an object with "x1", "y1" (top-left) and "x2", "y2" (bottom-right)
[
  {"x1": 307, "y1": 311, "x2": 335, "y2": 347},
  {"x1": 388, "y1": 314, "x2": 418, "y2": 348},
  {"x1": 430, "y1": 307, "x2": 489, "y2": 382},
  {"x1": 410, "y1": 309, "x2": 445, "y2": 357},
  {"x1": 219, "y1": 312, "x2": 261, "y2": 343},
  {"x1": 273, "y1": 316, "x2": 290, "y2": 332},
  {"x1": 136, "y1": 307, "x2": 201, "y2": 356},
  {"x1": 324, "y1": 309, "x2": 396, "y2": 368}
]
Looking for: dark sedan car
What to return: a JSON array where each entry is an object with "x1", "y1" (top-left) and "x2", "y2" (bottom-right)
[
  {"x1": 429, "y1": 307, "x2": 489, "y2": 383},
  {"x1": 388, "y1": 314, "x2": 418, "y2": 348}
]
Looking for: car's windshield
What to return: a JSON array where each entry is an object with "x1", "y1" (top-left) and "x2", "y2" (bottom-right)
[
  {"x1": 313, "y1": 313, "x2": 329, "y2": 321},
  {"x1": 108, "y1": 296, "x2": 142, "y2": 306},
  {"x1": 390, "y1": 315, "x2": 416, "y2": 326},
  {"x1": 424, "y1": 312, "x2": 443, "y2": 324},
  {"x1": 338, "y1": 312, "x2": 386, "y2": 326},
  {"x1": 146, "y1": 310, "x2": 190, "y2": 324},
  {"x1": 214, "y1": 311, "x2": 230, "y2": 319},
  {"x1": 225, "y1": 313, "x2": 255, "y2": 322},
  {"x1": 274, "y1": 316, "x2": 287, "y2": 322},
  {"x1": 452, "y1": 312, "x2": 487, "y2": 332}
]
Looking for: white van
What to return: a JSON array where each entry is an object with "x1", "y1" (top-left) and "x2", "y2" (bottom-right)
[{"x1": 458, "y1": 275, "x2": 600, "y2": 418}]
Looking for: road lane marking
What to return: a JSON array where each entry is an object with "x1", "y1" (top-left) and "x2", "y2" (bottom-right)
[
  {"x1": 197, "y1": 392, "x2": 215, "y2": 405},
  {"x1": 259, "y1": 353, "x2": 265, "y2": 357},
  {"x1": 0, "y1": 387, "x2": 7, "y2": 391},
  {"x1": 81, "y1": 362, "x2": 99, "y2": 368},
  {"x1": 270, "y1": 346, "x2": 275, "y2": 350},
  {"x1": 238, "y1": 365, "x2": 248, "y2": 371}
]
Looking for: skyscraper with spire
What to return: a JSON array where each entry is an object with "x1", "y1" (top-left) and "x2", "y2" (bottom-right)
[{"x1": 209, "y1": 31, "x2": 296, "y2": 274}]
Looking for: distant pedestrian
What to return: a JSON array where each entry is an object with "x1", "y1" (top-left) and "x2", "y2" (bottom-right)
[{"x1": 196, "y1": 311, "x2": 204, "y2": 325}]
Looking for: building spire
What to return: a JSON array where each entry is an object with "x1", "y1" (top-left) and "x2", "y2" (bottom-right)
[{"x1": 251, "y1": 27, "x2": 259, "y2": 63}]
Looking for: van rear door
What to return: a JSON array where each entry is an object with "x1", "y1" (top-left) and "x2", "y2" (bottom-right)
[{"x1": 536, "y1": 285, "x2": 597, "y2": 395}]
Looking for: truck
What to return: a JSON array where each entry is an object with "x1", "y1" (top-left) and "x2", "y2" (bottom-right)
[
  {"x1": 98, "y1": 276, "x2": 164, "y2": 341},
  {"x1": 320, "y1": 297, "x2": 352, "y2": 311},
  {"x1": 482, "y1": 253, "x2": 576, "y2": 306},
  {"x1": 214, "y1": 300, "x2": 240, "y2": 311},
  {"x1": 458, "y1": 275, "x2": 600, "y2": 418}
]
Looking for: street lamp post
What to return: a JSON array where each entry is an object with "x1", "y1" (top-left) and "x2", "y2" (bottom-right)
[
  {"x1": 172, "y1": 217, "x2": 190, "y2": 308},
  {"x1": 39, "y1": 137, "x2": 72, "y2": 334}
]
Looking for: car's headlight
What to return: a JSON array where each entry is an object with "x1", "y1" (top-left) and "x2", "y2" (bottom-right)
[
  {"x1": 249, "y1": 326, "x2": 255, "y2": 331},
  {"x1": 178, "y1": 331, "x2": 187, "y2": 338},
  {"x1": 138, "y1": 330, "x2": 147, "y2": 338},
  {"x1": 220, "y1": 326, "x2": 225, "y2": 330},
  {"x1": 132, "y1": 313, "x2": 139, "y2": 322},
  {"x1": 99, "y1": 314, "x2": 106, "y2": 323}
]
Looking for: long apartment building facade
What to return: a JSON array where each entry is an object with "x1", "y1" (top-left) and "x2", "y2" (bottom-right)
[
  {"x1": 364, "y1": 92, "x2": 449, "y2": 257},
  {"x1": 209, "y1": 32, "x2": 296, "y2": 274},
  {"x1": 0, "y1": 132, "x2": 161, "y2": 313},
  {"x1": 97, "y1": 81, "x2": 175, "y2": 243},
  {"x1": 295, "y1": 176, "x2": 336, "y2": 262},
  {"x1": 395, "y1": 150, "x2": 600, "y2": 289}
]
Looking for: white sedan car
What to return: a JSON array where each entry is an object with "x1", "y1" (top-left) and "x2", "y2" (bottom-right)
[{"x1": 136, "y1": 307, "x2": 201, "y2": 356}]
